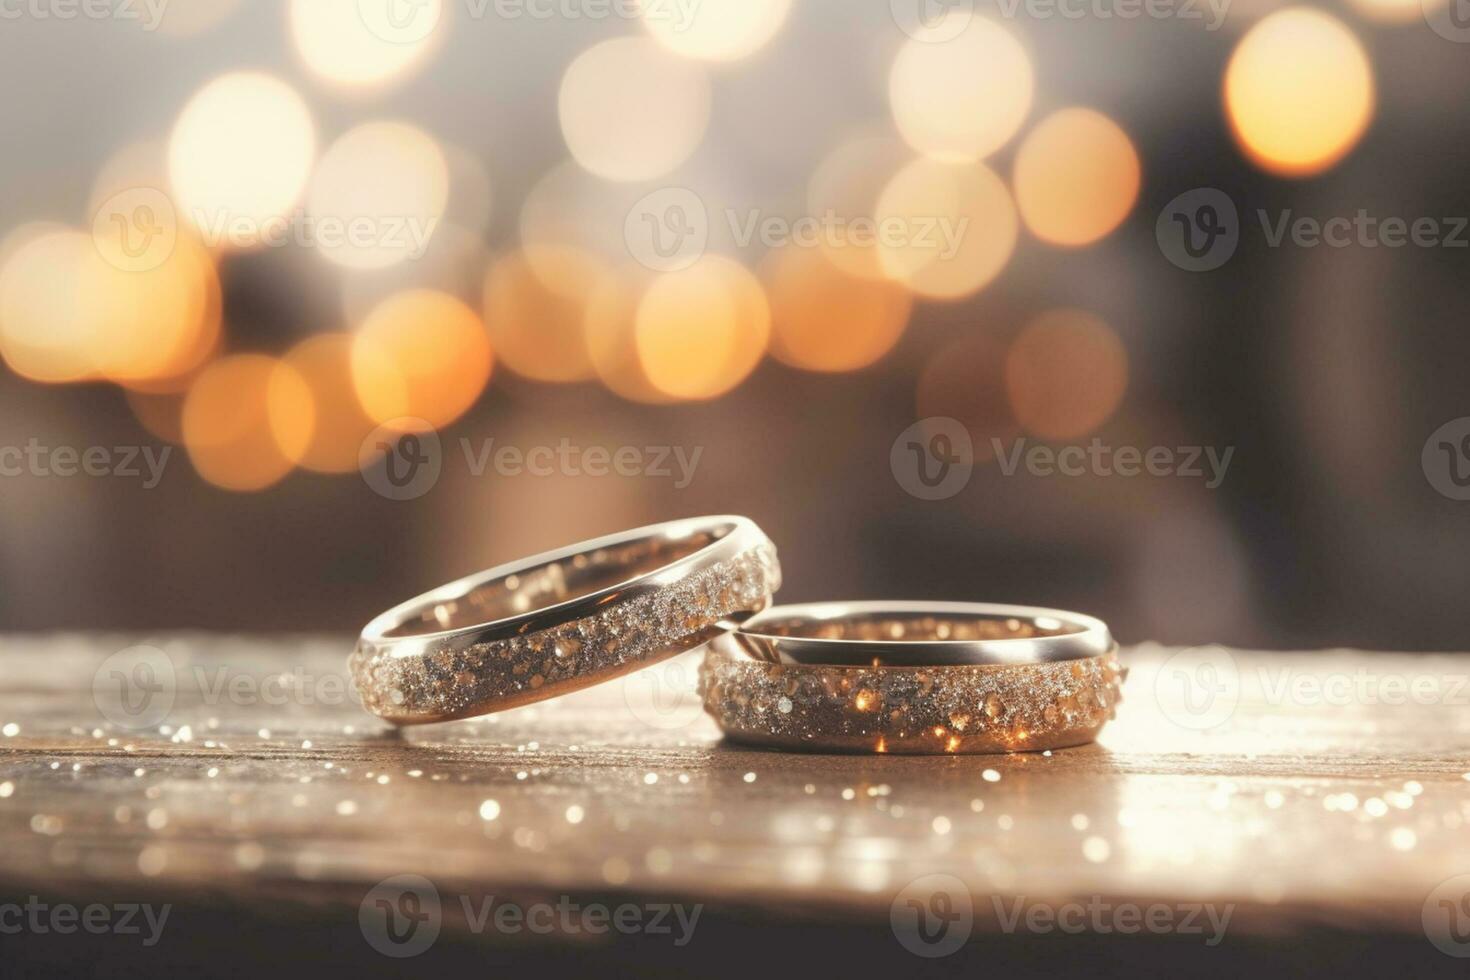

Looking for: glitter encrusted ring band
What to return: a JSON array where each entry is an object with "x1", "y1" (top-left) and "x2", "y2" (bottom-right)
[
  {"x1": 700, "y1": 602, "x2": 1125, "y2": 755},
  {"x1": 352, "y1": 517, "x2": 780, "y2": 724}
]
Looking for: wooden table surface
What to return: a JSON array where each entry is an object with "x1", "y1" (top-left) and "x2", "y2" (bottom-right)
[{"x1": 2, "y1": 634, "x2": 1469, "y2": 977}]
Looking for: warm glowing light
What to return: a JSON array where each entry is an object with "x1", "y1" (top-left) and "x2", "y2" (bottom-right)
[
  {"x1": 0, "y1": 226, "x2": 98, "y2": 383},
  {"x1": 1005, "y1": 309, "x2": 1129, "y2": 441},
  {"x1": 807, "y1": 131, "x2": 909, "y2": 282},
  {"x1": 559, "y1": 38, "x2": 711, "y2": 182},
  {"x1": 153, "y1": 0, "x2": 243, "y2": 36},
  {"x1": 1346, "y1": 0, "x2": 1443, "y2": 22},
  {"x1": 584, "y1": 270, "x2": 673, "y2": 404},
  {"x1": 635, "y1": 256, "x2": 769, "y2": 400},
  {"x1": 351, "y1": 290, "x2": 492, "y2": 430},
  {"x1": 307, "y1": 122, "x2": 449, "y2": 270},
  {"x1": 290, "y1": 0, "x2": 441, "y2": 89},
  {"x1": 641, "y1": 0, "x2": 791, "y2": 61},
  {"x1": 483, "y1": 246, "x2": 606, "y2": 383},
  {"x1": 1014, "y1": 109, "x2": 1141, "y2": 248},
  {"x1": 88, "y1": 234, "x2": 222, "y2": 389},
  {"x1": 283, "y1": 333, "x2": 387, "y2": 474},
  {"x1": 182, "y1": 355, "x2": 315, "y2": 492},
  {"x1": 916, "y1": 332, "x2": 1018, "y2": 462},
  {"x1": 169, "y1": 73, "x2": 316, "y2": 240},
  {"x1": 1225, "y1": 9, "x2": 1374, "y2": 177},
  {"x1": 761, "y1": 245, "x2": 911, "y2": 373},
  {"x1": 889, "y1": 14, "x2": 1033, "y2": 162},
  {"x1": 876, "y1": 158, "x2": 1018, "y2": 301}
]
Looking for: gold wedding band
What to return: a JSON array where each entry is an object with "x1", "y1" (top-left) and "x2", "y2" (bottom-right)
[
  {"x1": 700, "y1": 602, "x2": 1124, "y2": 754},
  {"x1": 351, "y1": 517, "x2": 780, "y2": 724}
]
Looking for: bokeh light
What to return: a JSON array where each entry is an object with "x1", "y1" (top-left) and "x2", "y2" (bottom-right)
[
  {"x1": 1346, "y1": 0, "x2": 1444, "y2": 22},
  {"x1": 641, "y1": 0, "x2": 791, "y2": 61},
  {"x1": 283, "y1": 333, "x2": 386, "y2": 474},
  {"x1": 1225, "y1": 8, "x2": 1374, "y2": 177},
  {"x1": 889, "y1": 14, "x2": 1033, "y2": 163},
  {"x1": 916, "y1": 331, "x2": 1017, "y2": 463},
  {"x1": 875, "y1": 158, "x2": 1018, "y2": 301},
  {"x1": 483, "y1": 246, "x2": 606, "y2": 383},
  {"x1": 182, "y1": 355, "x2": 315, "y2": 492},
  {"x1": 0, "y1": 226, "x2": 99, "y2": 384},
  {"x1": 307, "y1": 121, "x2": 449, "y2": 270},
  {"x1": 807, "y1": 131, "x2": 909, "y2": 282},
  {"x1": 1005, "y1": 309, "x2": 1129, "y2": 441},
  {"x1": 584, "y1": 269, "x2": 673, "y2": 404},
  {"x1": 169, "y1": 73, "x2": 317, "y2": 241},
  {"x1": 153, "y1": 0, "x2": 243, "y2": 37},
  {"x1": 351, "y1": 289, "x2": 493, "y2": 431},
  {"x1": 1014, "y1": 109, "x2": 1141, "y2": 248},
  {"x1": 125, "y1": 389, "x2": 188, "y2": 444},
  {"x1": 88, "y1": 234, "x2": 222, "y2": 389},
  {"x1": 762, "y1": 245, "x2": 911, "y2": 373},
  {"x1": 558, "y1": 38, "x2": 711, "y2": 182},
  {"x1": 289, "y1": 0, "x2": 442, "y2": 90},
  {"x1": 635, "y1": 256, "x2": 769, "y2": 400}
]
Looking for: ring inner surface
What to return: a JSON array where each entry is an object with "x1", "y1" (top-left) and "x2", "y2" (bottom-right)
[
  {"x1": 753, "y1": 613, "x2": 1083, "y2": 642},
  {"x1": 385, "y1": 527, "x2": 726, "y2": 638}
]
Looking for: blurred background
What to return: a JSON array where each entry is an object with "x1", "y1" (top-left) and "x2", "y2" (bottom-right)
[{"x1": 1, "y1": 0, "x2": 1468, "y2": 650}]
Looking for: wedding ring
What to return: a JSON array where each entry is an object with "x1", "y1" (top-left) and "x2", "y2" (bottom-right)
[
  {"x1": 700, "y1": 602, "x2": 1124, "y2": 754},
  {"x1": 351, "y1": 516, "x2": 780, "y2": 724}
]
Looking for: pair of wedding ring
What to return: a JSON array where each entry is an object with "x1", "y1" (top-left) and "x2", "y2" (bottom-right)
[{"x1": 349, "y1": 516, "x2": 1125, "y2": 754}]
